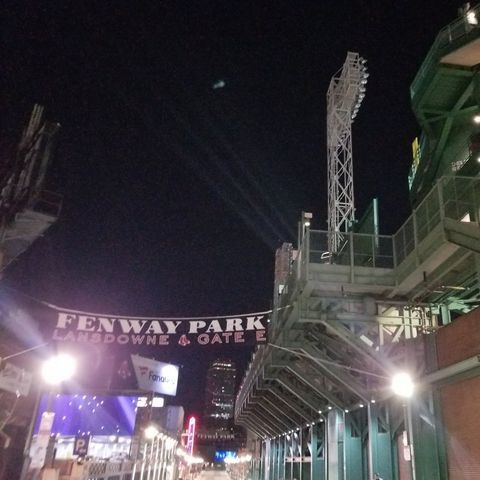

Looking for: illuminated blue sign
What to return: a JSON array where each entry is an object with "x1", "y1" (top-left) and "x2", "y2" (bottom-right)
[{"x1": 214, "y1": 451, "x2": 237, "y2": 461}]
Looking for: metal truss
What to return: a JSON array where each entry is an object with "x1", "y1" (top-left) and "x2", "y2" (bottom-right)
[
  {"x1": 235, "y1": 294, "x2": 431, "y2": 444},
  {"x1": 261, "y1": 383, "x2": 312, "y2": 421},
  {"x1": 327, "y1": 52, "x2": 368, "y2": 252}
]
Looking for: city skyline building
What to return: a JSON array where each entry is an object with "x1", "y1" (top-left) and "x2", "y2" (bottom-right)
[{"x1": 204, "y1": 358, "x2": 236, "y2": 431}]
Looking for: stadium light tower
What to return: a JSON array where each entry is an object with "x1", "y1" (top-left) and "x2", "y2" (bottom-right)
[{"x1": 327, "y1": 52, "x2": 368, "y2": 253}]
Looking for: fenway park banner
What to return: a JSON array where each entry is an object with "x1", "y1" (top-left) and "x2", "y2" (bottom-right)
[{"x1": 45, "y1": 306, "x2": 269, "y2": 348}]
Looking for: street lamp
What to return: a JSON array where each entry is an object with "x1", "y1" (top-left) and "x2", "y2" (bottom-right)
[
  {"x1": 391, "y1": 372, "x2": 414, "y2": 398},
  {"x1": 390, "y1": 372, "x2": 416, "y2": 480},
  {"x1": 20, "y1": 353, "x2": 77, "y2": 480},
  {"x1": 145, "y1": 425, "x2": 159, "y2": 440},
  {"x1": 41, "y1": 353, "x2": 77, "y2": 385}
]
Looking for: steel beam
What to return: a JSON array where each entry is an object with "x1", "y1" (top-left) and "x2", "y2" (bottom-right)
[
  {"x1": 286, "y1": 363, "x2": 345, "y2": 410},
  {"x1": 301, "y1": 344, "x2": 369, "y2": 401},
  {"x1": 317, "y1": 318, "x2": 391, "y2": 373},
  {"x1": 252, "y1": 398, "x2": 292, "y2": 431},
  {"x1": 262, "y1": 395, "x2": 302, "y2": 425},
  {"x1": 266, "y1": 386, "x2": 312, "y2": 421},
  {"x1": 253, "y1": 395, "x2": 299, "y2": 428},
  {"x1": 239, "y1": 415, "x2": 268, "y2": 438},
  {"x1": 239, "y1": 413, "x2": 271, "y2": 438},
  {"x1": 245, "y1": 408, "x2": 282, "y2": 437},
  {"x1": 268, "y1": 373, "x2": 319, "y2": 412}
]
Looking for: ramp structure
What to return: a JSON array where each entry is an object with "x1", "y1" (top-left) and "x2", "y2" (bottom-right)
[
  {"x1": 236, "y1": 6, "x2": 480, "y2": 480},
  {"x1": 0, "y1": 106, "x2": 62, "y2": 272}
]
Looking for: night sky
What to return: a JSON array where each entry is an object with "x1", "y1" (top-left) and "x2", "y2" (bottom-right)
[{"x1": 3, "y1": 1, "x2": 457, "y2": 416}]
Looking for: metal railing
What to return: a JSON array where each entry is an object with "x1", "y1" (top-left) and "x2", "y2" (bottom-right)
[
  {"x1": 309, "y1": 230, "x2": 394, "y2": 269},
  {"x1": 236, "y1": 178, "x2": 480, "y2": 426},
  {"x1": 32, "y1": 189, "x2": 63, "y2": 217},
  {"x1": 394, "y1": 175, "x2": 480, "y2": 264},
  {"x1": 271, "y1": 176, "x2": 480, "y2": 294},
  {"x1": 411, "y1": 5, "x2": 480, "y2": 97}
]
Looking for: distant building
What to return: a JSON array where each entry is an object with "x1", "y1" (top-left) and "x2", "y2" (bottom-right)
[{"x1": 204, "y1": 359, "x2": 236, "y2": 430}]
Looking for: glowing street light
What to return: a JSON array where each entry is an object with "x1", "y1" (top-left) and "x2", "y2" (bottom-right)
[
  {"x1": 391, "y1": 372, "x2": 414, "y2": 398},
  {"x1": 20, "y1": 353, "x2": 77, "y2": 479},
  {"x1": 467, "y1": 11, "x2": 478, "y2": 25},
  {"x1": 145, "y1": 425, "x2": 159, "y2": 439},
  {"x1": 41, "y1": 353, "x2": 77, "y2": 385}
]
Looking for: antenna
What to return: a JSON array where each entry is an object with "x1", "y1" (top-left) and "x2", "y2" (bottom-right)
[{"x1": 327, "y1": 52, "x2": 368, "y2": 253}]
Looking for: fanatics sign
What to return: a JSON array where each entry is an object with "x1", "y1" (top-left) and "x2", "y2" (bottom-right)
[
  {"x1": 47, "y1": 308, "x2": 268, "y2": 348},
  {"x1": 131, "y1": 355, "x2": 179, "y2": 396}
]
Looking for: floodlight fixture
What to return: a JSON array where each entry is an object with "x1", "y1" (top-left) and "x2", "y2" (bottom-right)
[
  {"x1": 328, "y1": 52, "x2": 368, "y2": 253},
  {"x1": 302, "y1": 211, "x2": 313, "y2": 228},
  {"x1": 467, "y1": 11, "x2": 478, "y2": 25},
  {"x1": 391, "y1": 372, "x2": 415, "y2": 398},
  {"x1": 473, "y1": 114, "x2": 480, "y2": 124}
]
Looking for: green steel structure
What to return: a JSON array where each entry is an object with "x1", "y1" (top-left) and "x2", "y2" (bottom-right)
[
  {"x1": 235, "y1": 8, "x2": 480, "y2": 480},
  {"x1": 409, "y1": 5, "x2": 480, "y2": 205}
]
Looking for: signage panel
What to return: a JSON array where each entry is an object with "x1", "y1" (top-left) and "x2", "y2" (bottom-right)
[
  {"x1": 131, "y1": 355, "x2": 179, "y2": 396},
  {"x1": 73, "y1": 435, "x2": 90, "y2": 456},
  {"x1": 0, "y1": 362, "x2": 32, "y2": 397},
  {"x1": 30, "y1": 412, "x2": 55, "y2": 469}
]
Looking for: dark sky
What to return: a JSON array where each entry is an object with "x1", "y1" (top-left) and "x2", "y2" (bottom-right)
[{"x1": 2, "y1": 1, "x2": 457, "y2": 416}]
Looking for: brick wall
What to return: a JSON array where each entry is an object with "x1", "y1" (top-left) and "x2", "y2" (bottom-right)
[
  {"x1": 436, "y1": 307, "x2": 480, "y2": 479},
  {"x1": 436, "y1": 307, "x2": 480, "y2": 368}
]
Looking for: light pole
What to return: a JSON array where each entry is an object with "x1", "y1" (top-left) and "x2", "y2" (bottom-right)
[
  {"x1": 391, "y1": 372, "x2": 416, "y2": 480},
  {"x1": 20, "y1": 352, "x2": 77, "y2": 480}
]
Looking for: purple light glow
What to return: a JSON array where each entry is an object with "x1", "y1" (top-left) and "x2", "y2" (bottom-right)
[{"x1": 34, "y1": 394, "x2": 138, "y2": 436}]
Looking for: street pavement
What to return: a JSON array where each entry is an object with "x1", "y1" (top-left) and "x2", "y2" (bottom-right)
[{"x1": 195, "y1": 469, "x2": 232, "y2": 480}]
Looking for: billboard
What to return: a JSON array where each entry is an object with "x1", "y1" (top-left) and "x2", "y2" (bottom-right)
[{"x1": 131, "y1": 355, "x2": 179, "y2": 396}]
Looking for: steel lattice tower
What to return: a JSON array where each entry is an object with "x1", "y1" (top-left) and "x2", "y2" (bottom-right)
[{"x1": 327, "y1": 52, "x2": 368, "y2": 253}]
